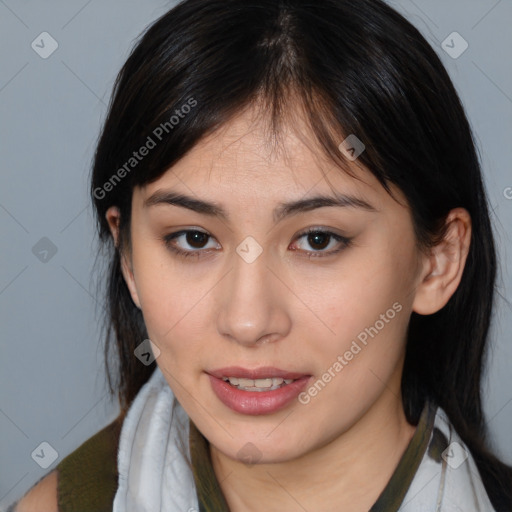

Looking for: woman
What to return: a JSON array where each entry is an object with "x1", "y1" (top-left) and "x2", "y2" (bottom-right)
[{"x1": 13, "y1": 0, "x2": 512, "y2": 510}]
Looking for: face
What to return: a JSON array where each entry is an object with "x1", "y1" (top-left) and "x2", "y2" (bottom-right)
[{"x1": 117, "y1": 106, "x2": 427, "y2": 464}]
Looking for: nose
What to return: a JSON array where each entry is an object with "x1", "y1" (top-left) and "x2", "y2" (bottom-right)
[{"x1": 215, "y1": 247, "x2": 291, "y2": 347}]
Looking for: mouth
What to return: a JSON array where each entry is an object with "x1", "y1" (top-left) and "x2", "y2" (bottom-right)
[
  {"x1": 208, "y1": 366, "x2": 308, "y2": 391},
  {"x1": 206, "y1": 366, "x2": 312, "y2": 415},
  {"x1": 221, "y1": 376, "x2": 295, "y2": 392}
]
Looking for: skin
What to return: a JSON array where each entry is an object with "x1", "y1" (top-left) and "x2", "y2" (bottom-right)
[
  {"x1": 15, "y1": 471, "x2": 57, "y2": 512},
  {"x1": 16, "y1": 105, "x2": 471, "y2": 512}
]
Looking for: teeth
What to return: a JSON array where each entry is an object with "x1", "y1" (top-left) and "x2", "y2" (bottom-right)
[
  {"x1": 221, "y1": 376, "x2": 295, "y2": 390},
  {"x1": 238, "y1": 377, "x2": 257, "y2": 387},
  {"x1": 255, "y1": 378, "x2": 273, "y2": 388}
]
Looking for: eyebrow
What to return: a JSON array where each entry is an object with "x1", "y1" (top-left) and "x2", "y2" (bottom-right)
[{"x1": 143, "y1": 190, "x2": 377, "y2": 223}]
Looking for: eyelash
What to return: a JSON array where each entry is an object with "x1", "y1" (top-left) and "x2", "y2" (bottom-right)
[{"x1": 161, "y1": 228, "x2": 353, "y2": 261}]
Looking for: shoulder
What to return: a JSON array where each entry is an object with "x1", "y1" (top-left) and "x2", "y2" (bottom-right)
[
  {"x1": 11, "y1": 413, "x2": 124, "y2": 512},
  {"x1": 12, "y1": 471, "x2": 58, "y2": 512}
]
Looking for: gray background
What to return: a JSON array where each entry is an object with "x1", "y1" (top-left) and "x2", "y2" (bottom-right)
[{"x1": 1, "y1": 0, "x2": 511, "y2": 507}]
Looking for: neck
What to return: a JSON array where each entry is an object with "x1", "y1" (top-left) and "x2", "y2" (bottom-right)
[{"x1": 210, "y1": 385, "x2": 417, "y2": 512}]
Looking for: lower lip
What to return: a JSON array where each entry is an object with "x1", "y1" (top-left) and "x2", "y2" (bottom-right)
[{"x1": 208, "y1": 374, "x2": 311, "y2": 415}]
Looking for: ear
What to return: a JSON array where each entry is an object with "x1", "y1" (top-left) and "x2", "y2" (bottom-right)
[
  {"x1": 412, "y1": 208, "x2": 471, "y2": 315},
  {"x1": 105, "y1": 206, "x2": 142, "y2": 309}
]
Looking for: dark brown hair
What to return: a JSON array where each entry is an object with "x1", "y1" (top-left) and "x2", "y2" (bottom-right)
[{"x1": 90, "y1": 0, "x2": 512, "y2": 507}]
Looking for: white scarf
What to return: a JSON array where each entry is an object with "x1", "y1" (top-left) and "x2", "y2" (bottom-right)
[
  {"x1": 112, "y1": 365, "x2": 496, "y2": 512},
  {"x1": 113, "y1": 366, "x2": 199, "y2": 512}
]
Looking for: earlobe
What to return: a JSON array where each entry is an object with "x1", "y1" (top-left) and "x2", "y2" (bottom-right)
[
  {"x1": 412, "y1": 208, "x2": 471, "y2": 315},
  {"x1": 105, "y1": 206, "x2": 142, "y2": 309}
]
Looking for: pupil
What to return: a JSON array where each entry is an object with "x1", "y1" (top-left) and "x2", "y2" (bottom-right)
[
  {"x1": 187, "y1": 231, "x2": 208, "y2": 248},
  {"x1": 308, "y1": 232, "x2": 329, "y2": 250}
]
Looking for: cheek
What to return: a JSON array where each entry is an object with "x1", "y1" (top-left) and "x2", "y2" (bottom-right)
[
  {"x1": 299, "y1": 253, "x2": 403, "y2": 336},
  {"x1": 294, "y1": 243, "x2": 415, "y2": 383},
  {"x1": 129, "y1": 243, "x2": 217, "y2": 370},
  {"x1": 129, "y1": 241, "x2": 188, "y2": 338}
]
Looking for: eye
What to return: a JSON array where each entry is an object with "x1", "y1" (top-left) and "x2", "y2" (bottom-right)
[
  {"x1": 290, "y1": 228, "x2": 352, "y2": 258},
  {"x1": 162, "y1": 229, "x2": 220, "y2": 259}
]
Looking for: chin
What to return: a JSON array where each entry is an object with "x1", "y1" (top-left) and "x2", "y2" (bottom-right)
[{"x1": 213, "y1": 426, "x2": 312, "y2": 465}]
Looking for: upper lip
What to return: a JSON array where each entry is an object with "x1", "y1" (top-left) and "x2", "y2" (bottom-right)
[{"x1": 207, "y1": 366, "x2": 310, "y2": 380}]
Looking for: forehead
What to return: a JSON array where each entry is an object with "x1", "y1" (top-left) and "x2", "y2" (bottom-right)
[{"x1": 138, "y1": 105, "x2": 402, "y2": 211}]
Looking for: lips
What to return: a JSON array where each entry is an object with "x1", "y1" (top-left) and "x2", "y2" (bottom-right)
[{"x1": 206, "y1": 366, "x2": 312, "y2": 415}]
